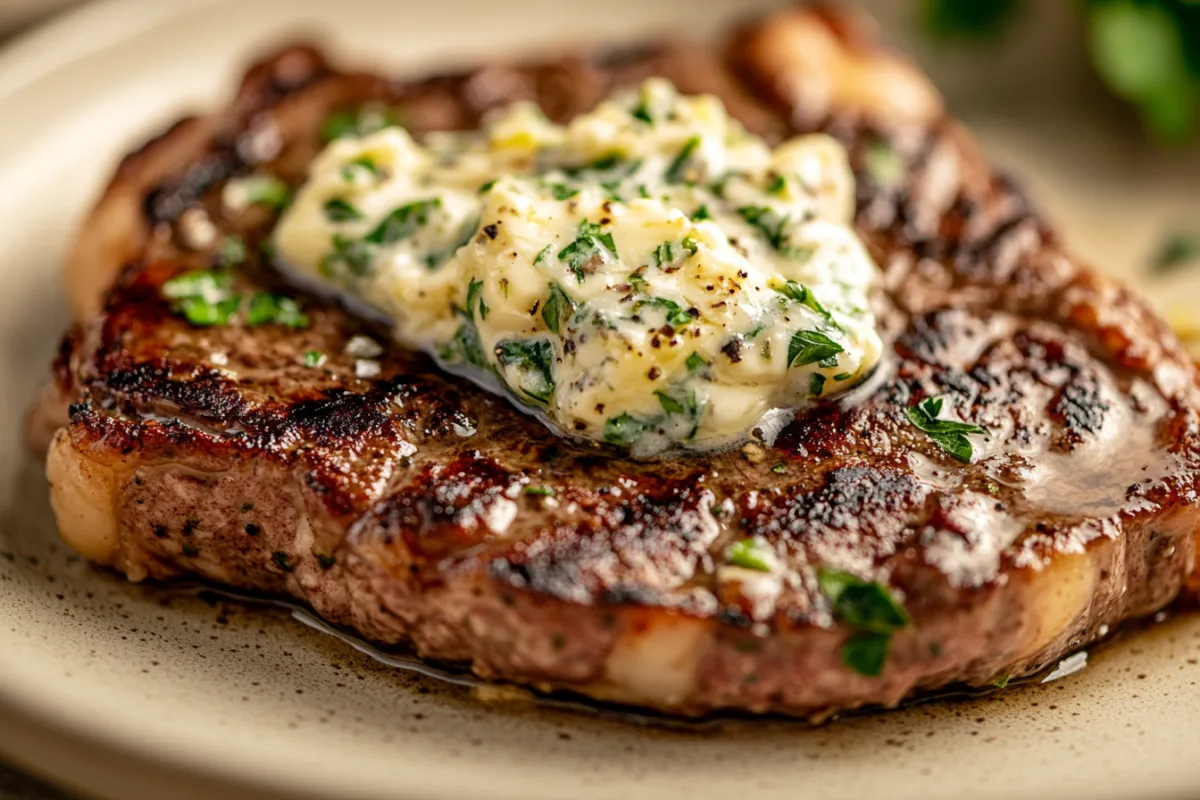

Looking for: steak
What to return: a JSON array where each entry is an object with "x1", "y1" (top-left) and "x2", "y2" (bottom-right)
[{"x1": 37, "y1": 5, "x2": 1200, "y2": 718}]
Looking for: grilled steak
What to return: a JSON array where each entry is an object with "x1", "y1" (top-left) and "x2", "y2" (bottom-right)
[{"x1": 38, "y1": 5, "x2": 1200, "y2": 718}]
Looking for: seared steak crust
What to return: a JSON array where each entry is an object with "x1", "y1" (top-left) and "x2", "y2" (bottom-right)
[{"x1": 43, "y1": 6, "x2": 1200, "y2": 717}]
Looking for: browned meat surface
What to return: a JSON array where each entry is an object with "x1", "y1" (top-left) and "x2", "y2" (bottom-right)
[{"x1": 39, "y1": 5, "x2": 1200, "y2": 718}]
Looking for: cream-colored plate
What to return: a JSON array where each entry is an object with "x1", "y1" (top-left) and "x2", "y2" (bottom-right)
[{"x1": 2, "y1": 2, "x2": 1199, "y2": 799}]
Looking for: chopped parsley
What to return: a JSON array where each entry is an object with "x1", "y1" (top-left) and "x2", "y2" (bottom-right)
[
  {"x1": 771, "y1": 463, "x2": 787, "y2": 474},
  {"x1": 632, "y1": 97, "x2": 654, "y2": 125},
  {"x1": 1151, "y1": 231, "x2": 1200, "y2": 273},
  {"x1": 818, "y1": 568, "x2": 911, "y2": 677},
  {"x1": 775, "y1": 280, "x2": 834, "y2": 326},
  {"x1": 304, "y1": 350, "x2": 326, "y2": 368},
  {"x1": 904, "y1": 396, "x2": 987, "y2": 462},
  {"x1": 767, "y1": 174, "x2": 788, "y2": 195},
  {"x1": 737, "y1": 205, "x2": 790, "y2": 250},
  {"x1": 603, "y1": 413, "x2": 649, "y2": 446},
  {"x1": 451, "y1": 319, "x2": 487, "y2": 368},
  {"x1": 321, "y1": 234, "x2": 375, "y2": 277},
  {"x1": 524, "y1": 485, "x2": 555, "y2": 497},
  {"x1": 686, "y1": 351, "x2": 709, "y2": 373},
  {"x1": 534, "y1": 244, "x2": 552, "y2": 265},
  {"x1": 466, "y1": 278, "x2": 486, "y2": 320},
  {"x1": 548, "y1": 182, "x2": 579, "y2": 201},
  {"x1": 319, "y1": 106, "x2": 399, "y2": 142},
  {"x1": 558, "y1": 219, "x2": 618, "y2": 282},
  {"x1": 690, "y1": 204, "x2": 711, "y2": 221},
  {"x1": 541, "y1": 282, "x2": 576, "y2": 335},
  {"x1": 366, "y1": 198, "x2": 441, "y2": 245},
  {"x1": 654, "y1": 388, "x2": 697, "y2": 417},
  {"x1": 787, "y1": 330, "x2": 843, "y2": 368},
  {"x1": 478, "y1": 179, "x2": 498, "y2": 194},
  {"x1": 810, "y1": 372, "x2": 827, "y2": 397},
  {"x1": 342, "y1": 155, "x2": 380, "y2": 181},
  {"x1": 162, "y1": 271, "x2": 239, "y2": 327},
  {"x1": 727, "y1": 538, "x2": 774, "y2": 572},
  {"x1": 654, "y1": 241, "x2": 674, "y2": 267},
  {"x1": 240, "y1": 175, "x2": 291, "y2": 210},
  {"x1": 665, "y1": 136, "x2": 702, "y2": 184},
  {"x1": 639, "y1": 297, "x2": 695, "y2": 327},
  {"x1": 245, "y1": 292, "x2": 309, "y2": 328},
  {"x1": 495, "y1": 339, "x2": 555, "y2": 405},
  {"x1": 323, "y1": 198, "x2": 363, "y2": 222}
]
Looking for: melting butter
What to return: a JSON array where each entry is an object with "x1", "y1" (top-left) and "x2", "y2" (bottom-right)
[{"x1": 274, "y1": 79, "x2": 882, "y2": 455}]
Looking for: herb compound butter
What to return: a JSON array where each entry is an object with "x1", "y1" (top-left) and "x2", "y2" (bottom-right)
[{"x1": 274, "y1": 79, "x2": 882, "y2": 455}]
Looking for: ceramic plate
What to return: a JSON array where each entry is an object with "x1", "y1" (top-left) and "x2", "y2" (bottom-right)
[{"x1": 1, "y1": 2, "x2": 1199, "y2": 799}]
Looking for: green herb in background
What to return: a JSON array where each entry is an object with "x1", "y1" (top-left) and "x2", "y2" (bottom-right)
[
  {"x1": 922, "y1": 0, "x2": 1200, "y2": 143},
  {"x1": 1151, "y1": 231, "x2": 1200, "y2": 272},
  {"x1": 922, "y1": 0, "x2": 1021, "y2": 38}
]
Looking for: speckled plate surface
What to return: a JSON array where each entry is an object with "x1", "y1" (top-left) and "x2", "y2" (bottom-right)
[{"x1": 2, "y1": 2, "x2": 1200, "y2": 799}]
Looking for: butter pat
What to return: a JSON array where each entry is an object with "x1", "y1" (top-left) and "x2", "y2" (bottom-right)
[{"x1": 274, "y1": 79, "x2": 881, "y2": 455}]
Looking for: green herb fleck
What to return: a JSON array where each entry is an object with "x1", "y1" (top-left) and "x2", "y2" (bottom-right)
[
  {"x1": 320, "y1": 106, "x2": 398, "y2": 142},
  {"x1": 541, "y1": 282, "x2": 576, "y2": 335},
  {"x1": 841, "y1": 632, "x2": 893, "y2": 678},
  {"x1": 655, "y1": 388, "x2": 698, "y2": 417},
  {"x1": 771, "y1": 463, "x2": 787, "y2": 474},
  {"x1": 1151, "y1": 232, "x2": 1200, "y2": 273},
  {"x1": 686, "y1": 351, "x2": 709, "y2": 373},
  {"x1": 495, "y1": 339, "x2": 556, "y2": 405},
  {"x1": 654, "y1": 241, "x2": 674, "y2": 267},
  {"x1": 767, "y1": 174, "x2": 787, "y2": 195},
  {"x1": 466, "y1": 278, "x2": 486, "y2": 321},
  {"x1": 323, "y1": 197, "x2": 363, "y2": 222},
  {"x1": 534, "y1": 244, "x2": 552, "y2": 265},
  {"x1": 162, "y1": 270, "x2": 240, "y2": 327},
  {"x1": 604, "y1": 413, "x2": 649, "y2": 446},
  {"x1": 245, "y1": 292, "x2": 309, "y2": 328},
  {"x1": 904, "y1": 396, "x2": 987, "y2": 462},
  {"x1": 818, "y1": 568, "x2": 911, "y2": 677},
  {"x1": 342, "y1": 155, "x2": 380, "y2": 181},
  {"x1": 787, "y1": 330, "x2": 843, "y2": 368},
  {"x1": 271, "y1": 551, "x2": 295, "y2": 573},
  {"x1": 775, "y1": 280, "x2": 835, "y2": 325},
  {"x1": 993, "y1": 674, "x2": 1011, "y2": 689},
  {"x1": 365, "y1": 198, "x2": 441, "y2": 245},
  {"x1": 639, "y1": 297, "x2": 695, "y2": 327},
  {"x1": 690, "y1": 204, "x2": 711, "y2": 221},
  {"x1": 810, "y1": 372, "x2": 827, "y2": 397},
  {"x1": 549, "y1": 182, "x2": 579, "y2": 201},
  {"x1": 665, "y1": 136, "x2": 702, "y2": 184},
  {"x1": 727, "y1": 539, "x2": 774, "y2": 572},
  {"x1": 632, "y1": 97, "x2": 654, "y2": 125},
  {"x1": 316, "y1": 554, "x2": 337, "y2": 570},
  {"x1": 524, "y1": 486, "x2": 555, "y2": 497},
  {"x1": 241, "y1": 175, "x2": 291, "y2": 210},
  {"x1": 304, "y1": 350, "x2": 326, "y2": 368},
  {"x1": 737, "y1": 205, "x2": 790, "y2": 250},
  {"x1": 558, "y1": 219, "x2": 618, "y2": 282},
  {"x1": 478, "y1": 179, "x2": 498, "y2": 194},
  {"x1": 322, "y1": 234, "x2": 375, "y2": 277}
]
